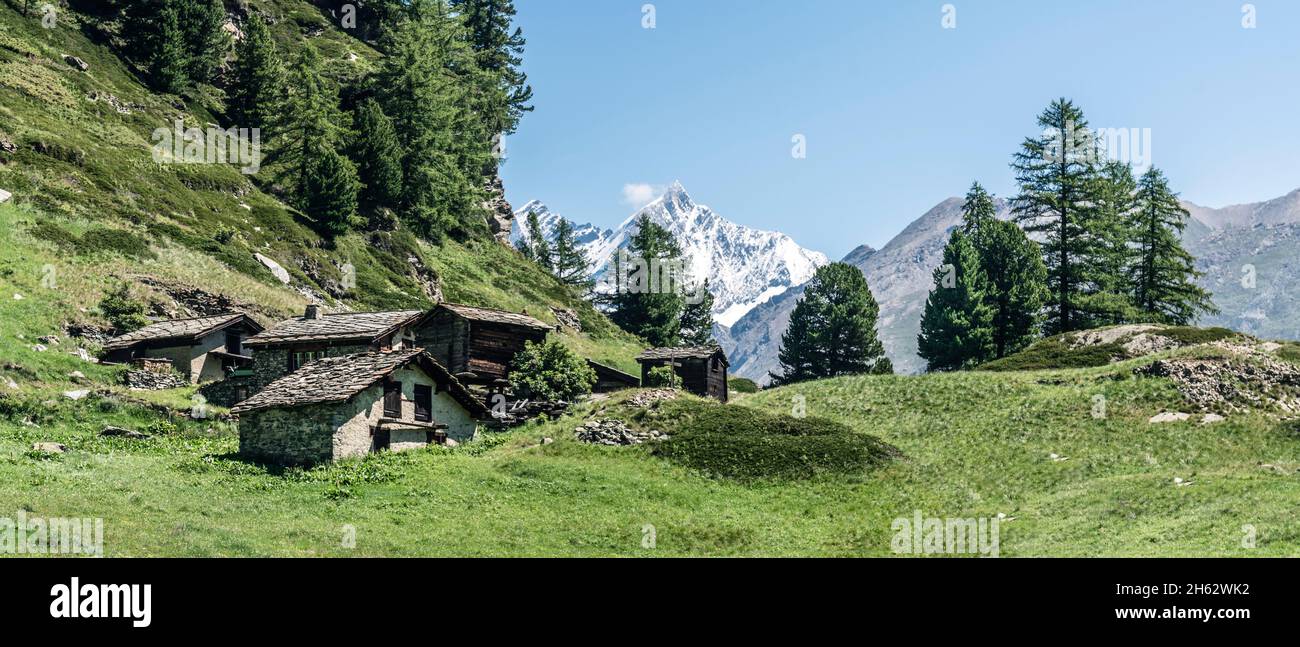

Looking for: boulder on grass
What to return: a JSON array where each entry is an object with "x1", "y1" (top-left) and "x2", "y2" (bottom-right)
[
  {"x1": 32, "y1": 442, "x2": 67, "y2": 454},
  {"x1": 100, "y1": 426, "x2": 150, "y2": 439}
]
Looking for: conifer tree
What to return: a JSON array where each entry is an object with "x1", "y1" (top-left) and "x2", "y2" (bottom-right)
[
  {"x1": 679, "y1": 279, "x2": 717, "y2": 347},
  {"x1": 303, "y1": 147, "x2": 362, "y2": 238},
  {"x1": 377, "y1": 0, "x2": 488, "y2": 237},
  {"x1": 518, "y1": 211, "x2": 553, "y2": 270},
  {"x1": 1010, "y1": 98, "x2": 1104, "y2": 334},
  {"x1": 180, "y1": 0, "x2": 229, "y2": 85},
  {"x1": 958, "y1": 182, "x2": 1047, "y2": 360},
  {"x1": 351, "y1": 98, "x2": 404, "y2": 208},
  {"x1": 450, "y1": 0, "x2": 534, "y2": 138},
  {"x1": 551, "y1": 218, "x2": 592, "y2": 291},
  {"x1": 1085, "y1": 160, "x2": 1141, "y2": 324},
  {"x1": 917, "y1": 230, "x2": 994, "y2": 372},
  {"x1": 228, "y1": 14, "x2": 284, "y2": 133},
  {"x1": 609, "y1": 215, "x2": 685, "y2": 347},
  {"x1": 771, "y1": 263, "x2": 892, "y2": 385},
  {"x1": 972, "y1": 219, "x2": 1047, "y2": 359},
  {"x1": 144, "y1": 0, "x2": 190, "y2": 93},
  {"x1": 1129, "y1": 167, "x2": 1216, "y2": 324}
]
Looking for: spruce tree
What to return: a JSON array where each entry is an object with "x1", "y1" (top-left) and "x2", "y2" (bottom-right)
[
  {"x1": 679, "y1": 279, "x2": 717, "y2": 347},
  {"x1": 228, "y1": 14, "x2": 284, "y2": 133},
  {"x1": 1129, "y1": 167, "x2": 1216, "y2": 324},
  {"x1": 958, "y1": 182, "x2": 1047, "y2": 359},
  {"x1": 271, "y1": 46, "x2": 344, "y2": 208},
  {"x1": 145, "y1": 0, "x2": 190, "y2": 93},
  {"x1": 351, "y1": 98, "x2": 404, "y2": 208},
  {"x1": 451, "y1": 0, "x2": 534, "y2": 137},
  {"x1": 519, "y1": 211, "x2": 553, "y2": 270},
  {"x1": 180, "y1": 0, "x2": 229, "y2": 85},
  {"x1": 377, "y1": 0, "x2": 488, "y2": 237},
  {"x1": 771, "y1": 263, "x2": 892, "y2": 385},
  {"x1": 972, "y1": 219, "x2": 1047, "y2": 359},
  {"x1": 609, "y1": 215, "x2": 685, "y2": 348},
  {"x1": 303, "y1": 147, "x2": 362, "y2": 238},
  {"x1": 1010, "y1": 98, "x2": 1103, "y2": 334},
  {"x1": 917, "y1": 230, "x2": 994, "y2": 372},
  {"x1": 1085, "y1": 160, "x2": 1141, "y2": 324},
  {"x1": 551, "y1": 218, "x2": 592, "y2": 291}
]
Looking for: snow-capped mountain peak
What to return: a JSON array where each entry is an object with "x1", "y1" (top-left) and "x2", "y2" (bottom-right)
[{"x1": 512, "y1": 183, "x2": 828, "y2": 326}]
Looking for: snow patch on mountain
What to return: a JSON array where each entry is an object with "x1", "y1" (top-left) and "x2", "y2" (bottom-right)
[{"x1": 512, "y1": 182, "x2": 828, "y2": 327}]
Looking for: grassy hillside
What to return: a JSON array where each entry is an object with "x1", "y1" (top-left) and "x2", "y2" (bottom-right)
[
  {"x1": 2, "y1": 344, "x2": 1297, "y2": 556},
  {"x1": 0, "y1": 2, "x2": 643, "y2": 370}
]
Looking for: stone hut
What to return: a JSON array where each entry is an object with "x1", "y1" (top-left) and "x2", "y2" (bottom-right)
[
  {"x1": 231, "y1": 349, "x2": 489, "y2": 465},
  {"x1": 101, "y1": 313, "x2": 263, "y2": 384},
  {"x1": 587, "y1": 359, "x2": 640, "y2": 393},
  {"x1": 242, "y1": 305, "x2": 425, "y2": 391},
  {"x1": 413, "y1": 303, "x2": 553, "y2": 386},
  {"x1": 635, "y1": 347, "x2": 730, "y2": 403}
]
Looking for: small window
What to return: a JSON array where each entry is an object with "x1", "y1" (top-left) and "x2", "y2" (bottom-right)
[
  {"x1": 225, "y1": 331, "x2": 242, "y2": 355},
  {"x1": 413, "y1": 384, "x2": 432, "y2": 422},
  {"x1": 383, "y1": 381, "x2": 402, "y2": 418}
]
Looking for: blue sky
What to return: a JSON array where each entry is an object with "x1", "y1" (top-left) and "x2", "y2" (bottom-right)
[{"x1": 501, "y1": 0, "x2": 1300, "y2": 258}]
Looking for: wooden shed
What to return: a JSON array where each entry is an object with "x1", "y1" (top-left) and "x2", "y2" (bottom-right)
[
  {"x1": 101, "y1": 313, "x2": 263, "y2": 384},
  {"x1": 587, "y1": 359, "x2": 641, "y2": 393},
  {"x1": 413, "y1": 303, "x2": 553, "y2": 385},
  {"x1": 635, "y1": 347, "x2": 729, "y2": 402}
]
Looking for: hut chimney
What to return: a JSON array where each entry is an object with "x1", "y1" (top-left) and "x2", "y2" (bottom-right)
[{"x1": 305, "y1": 304, "x2": 321, "y2": 320}]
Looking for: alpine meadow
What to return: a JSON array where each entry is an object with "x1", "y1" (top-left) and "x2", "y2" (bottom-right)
[{"x1": 1, "y1": 0, "x2": 1298, "y2": 576}]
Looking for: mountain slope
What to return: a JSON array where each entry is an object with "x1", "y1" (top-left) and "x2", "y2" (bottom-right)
[
  {"x1": 0, "y1": 2, "x2": 643, "y2": 377},
  {"x1": 513, "y1": 182, "x2": 828, "y2": 326},
  {"x1": 724, "y1": 197, "x2": 1011, "y2": 379},
  {"x1": 726, "y1": 187, "x2": 1300, "y2": 382}
]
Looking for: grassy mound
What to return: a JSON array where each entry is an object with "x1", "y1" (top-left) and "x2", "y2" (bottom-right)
[
  {"x1": 636, "y1": 400, "x2": 898, "y2": 481},
  {"x1": 978, "y1": 337, "x2": 1122, "y2": 372},
  {"x1": 728, "y1": 376, "x2": 759, "y2": 394}
]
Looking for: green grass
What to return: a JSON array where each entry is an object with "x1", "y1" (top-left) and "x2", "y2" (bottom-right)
[{"x1": 978, "y1": 336, "x2": 1123, "y2": 371}]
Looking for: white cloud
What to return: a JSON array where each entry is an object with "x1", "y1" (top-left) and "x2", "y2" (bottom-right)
[{"x1": 622, "y1": 183, "x2": 662, "y2": 207}]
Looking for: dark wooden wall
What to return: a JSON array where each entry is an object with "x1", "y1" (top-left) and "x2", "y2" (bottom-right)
[{"x1": 639, "y1": 356, "x2": 728, "y2": 403}]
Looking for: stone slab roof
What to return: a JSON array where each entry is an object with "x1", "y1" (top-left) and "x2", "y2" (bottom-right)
[
  {"x1": 231, "y1": 349, "x2": 488, "y2": 417},
  {"x1": 103, "y1": 313, "x2": 260, "y2": 352},
  {"x1": 244, "y1": 310, "x2": 423, "y2": 347},
  {"x1": 587, "y1": 359, "x2": 640, "y2": 384},
  {"x1": 636, "y1": 346, "x2": 728, "y2": 363},
  {"x1": 437, "y1": 303, "x2": 552, "y2": 331}
]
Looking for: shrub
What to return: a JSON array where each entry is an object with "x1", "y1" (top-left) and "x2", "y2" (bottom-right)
[
  {"x1": 650, "y1": 403, "x2": 899, "y2": 481},
  {"x1": 1153, "y1": 326, "x2": 1237, "y2": 346},
  {"x1": 978, "y1": 337, "x2": 1122, "y2": 371},
  {"x1": 1278, "y1": 344, "x2": 1300, "y2": 365},
  {"x1": 77, "y1": 228, "x2": 155, "y2": 259},
  {"x1": 509, "y1": 340, "x2": 597, "y2": 401},
  {"x1": 729, "y1": 376, "x2": 759, "y2": 393},
  {"x1": 99, "y1": 282, "x2": 150, "y2": 333},
  {"x1": 644, "y1": 365, "x2": 681, "y2": 388}
]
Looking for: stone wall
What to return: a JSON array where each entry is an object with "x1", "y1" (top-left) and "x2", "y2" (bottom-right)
[
  {"x1": 124, "y1": 369, "x2": 189, "y2": 390},
  {"x1": 239, "y1": 401, "x2": 359, "y2": 465},
  {"x1": 198, "y1": 375, "x2": 253, "y2": 408},
  {"x1": 249, "y1": 343, "x2": 369, "y2": 391}
]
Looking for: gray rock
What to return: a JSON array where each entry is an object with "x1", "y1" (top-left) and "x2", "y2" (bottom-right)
[
  {"x1": 574, "y1": 418, "x2": 666, "y2": 446},
  {"x1": 1149, "y1": 412, "x2": 1192, "y2": 424},
  {"x1": 32, "y1": 442, "x2": 67, "y2": 454},
  {"x1": 62, "y1": 389, "x2": 90, "y2": 400},
  {"x1": 0, "y1": 189, "x2": 11, "y2": 203},
  {"x1": 100, "y1": 426, "x2": 151, "y2": 439},
  {"x1": 63, "y1": 55, "x2": 89, "y2": 72},
  {"x1": 254, "y1": 253, "x2": 292, "y2": 284}
]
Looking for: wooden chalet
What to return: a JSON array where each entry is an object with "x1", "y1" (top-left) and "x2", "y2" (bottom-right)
[
  {"x1": 636, "y1": 346, "x2": 730, "y2": 402},
  {"x1": 101, "y1": 313, "x2": 263, "y2": 384},
  {"x1": 413, "y1": 303, "x2": 554, "y2": 385}
]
